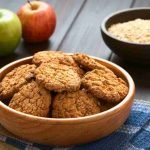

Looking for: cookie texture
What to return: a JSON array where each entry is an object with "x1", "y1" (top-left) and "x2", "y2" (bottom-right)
[
  {"x1": 0, "y1": 64, "x2": 36, "y2": 99},
  {"x1": 73, "y1": 66, "x2": 85, "y2": 78},
  {"x1": 82, "y1": 69, "x2": 128, "y2": 103},
  {"x1": 9, "y1": 81, "x2": 51, "y2": 117},
  {"x1": 33, "y1": 51, "x2": 77, "y2": 67},
  {"x1": 73, "y1": 53, "x2": 114, "y2": 74},
  {"x1": 52, "y1": 90, "x2": 101, "y2": 118},
  {"x1": 35, "y1": 63, "x2": 81, "y2": 92},
  {"x1": 33, "y1": 51, "x2": 84, "y2": 78}
]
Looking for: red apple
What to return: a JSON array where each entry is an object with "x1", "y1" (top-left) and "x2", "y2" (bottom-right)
[{"x1": 17, "y1": 1, "x2": 56, "y2": 43}]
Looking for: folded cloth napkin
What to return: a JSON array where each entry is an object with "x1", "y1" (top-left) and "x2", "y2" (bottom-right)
[{"x1": 0, "y1": 99, "x2": 149, "y2": 150}]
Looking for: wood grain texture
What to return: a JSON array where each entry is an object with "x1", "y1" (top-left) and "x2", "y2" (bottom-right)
[
  {"x1": 109, "y1": 0, "x2": 150, "y2": 101},
  {"x1": 133, "y1": 0, "x2": 150, "y2": 7},
  {"x1": 0, "y1": 0, "x2": 85, "y2": 67},
  {"x1": 59, "y1": 0, "x2": 133, "y2": 59}
]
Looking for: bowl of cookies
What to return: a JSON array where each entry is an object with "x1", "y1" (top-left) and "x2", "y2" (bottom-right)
[
  {"x1": 0, "y1": 51, "x2": 135, "y2": 146},
  {"x1": 101, "y1": 8, "x2": 150, "y2": 64}
]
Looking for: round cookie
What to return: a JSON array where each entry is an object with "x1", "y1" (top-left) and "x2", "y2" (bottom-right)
[
  {"x1": 9, "y1": 81, "x2": 51, "y2": 117},
  {"x1": 82, "y1": 69, "x2": 128, "y2": 103},
  {"x1": 33, "y1": 51, "x2": 77, "y2": 67},
  {"x1": 73, "y1": 53, "x2": 114, "y2": 74},
  {"x1": 52, "y1": 90, "x2": 101, "y2": 118},
  {"x1": 33, "y1": 51, "x2": 85, "y2": 78},
  {"x1": 0, "y1": 64, "x2": 36, "y2": 99},
  {"x1": 35, "y1": 63, "x2": 81, "y2": 92}
]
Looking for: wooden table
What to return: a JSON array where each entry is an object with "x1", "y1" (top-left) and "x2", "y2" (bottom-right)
[{"x1": 0, "y1": 0, "x2": 150, "y2": 149}]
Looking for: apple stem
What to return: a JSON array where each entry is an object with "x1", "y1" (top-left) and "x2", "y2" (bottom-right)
[{"x1": 27, "y1": 0, "x2": 33, "y2": 9}]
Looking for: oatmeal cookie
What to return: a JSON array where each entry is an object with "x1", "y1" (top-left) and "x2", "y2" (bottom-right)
[
  {"x1": 82, "y1": 69, "x2": 128, "y2": 103},
  {"x1": 9, "y1": 81, "x2": 51, "y2": 117},
  {"x1": 33, "y1": 51, "x2": 85, "y2": 78},
  {"x1": 33, "y1": 51, "x2": 77, "y2": 67},
  {"x1": 35, "y1": 63, "x2": 81, "y2": 92},
  {"x1": 0, "y1": 64, "x2": 36, "y2": 99},
  {"x1": 73, "y1": 66, "x2": 85, "y2": 78},
  {"x1": 73, "y1": 53, "x2": 114, "y2": 74},
  {"x1": 52, "y1": 90, "x2": 101, "y2": 118}
]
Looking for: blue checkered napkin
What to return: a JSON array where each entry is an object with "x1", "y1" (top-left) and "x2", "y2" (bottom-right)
[{"x1": 0, "y1": 99, "x2": 150, "y2": 150}]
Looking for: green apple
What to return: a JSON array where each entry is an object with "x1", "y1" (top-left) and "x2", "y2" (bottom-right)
[{"x1": 0, "y1": 9, "x2": 22, "y2": 56}]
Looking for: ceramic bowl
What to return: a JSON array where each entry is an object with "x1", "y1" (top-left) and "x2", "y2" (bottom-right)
[
  {"x1": 0, "y1": 55, "x2": 135, "y2": 146},
  {"x1": 101, "y1": 8, "x2": 150, "y2": 64}
]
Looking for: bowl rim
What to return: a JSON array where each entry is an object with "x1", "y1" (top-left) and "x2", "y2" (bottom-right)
[
  {"x1": 101, "y1": 7, "x2": 150, "y2": 46},
  {"x1": 0, "y1": 55, "x2": 135, "y2": 124}
]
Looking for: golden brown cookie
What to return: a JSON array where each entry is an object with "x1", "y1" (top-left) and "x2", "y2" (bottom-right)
[
  {"x1": 33, "y1": 51, "x2": 85, "y2": 78},
  {"x1": 73, "y1": 66, "x2": 85, "y2": 78},
  {"x1": 82, "y1": 69, "x2": 128, "y2": 103},
  {"x1": 9, "y1": 81, "x2": 51, "y2": 117},
  {"x1": 0, "y1": 64, "x2": 36, "y2": 99},
  {"x1": 52, "y1": 90, "x2": 101, "y2": 118},
  {"x1": 35, "y1": 63, "x2": 81, "y2": 92},
  {"x1": 73, "y1": 53, "x2": 114, "y2": 74},
  {"x1": 33, "y1": 51, "x2": 77, "y2": 67}
]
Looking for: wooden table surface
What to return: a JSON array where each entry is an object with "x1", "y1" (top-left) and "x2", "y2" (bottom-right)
[{"x1": 0, "y1": 0, "x2": 150, "y2": 149}]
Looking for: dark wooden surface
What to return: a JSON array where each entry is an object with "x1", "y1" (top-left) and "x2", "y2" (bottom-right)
[{"x1": 0, "y1": 0, "x2": 149, "y2": 101}]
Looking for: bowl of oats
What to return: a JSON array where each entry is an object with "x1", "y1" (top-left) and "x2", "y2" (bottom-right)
[{"x1": 101, "y1": 8, "x2": 150, "y2": 64}]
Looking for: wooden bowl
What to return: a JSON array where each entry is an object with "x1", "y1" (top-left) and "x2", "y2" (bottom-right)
[
  {"x1": 0, "y1": 55, "x2": 135, "y2": 146},
  {"x1": 101, "y1": 8, "x2": 150, "y2": 64}
]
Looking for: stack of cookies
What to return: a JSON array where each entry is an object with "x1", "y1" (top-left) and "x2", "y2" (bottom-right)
[{"x1": 0, "y1": 51, "x2": 128, "y2": 118}]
